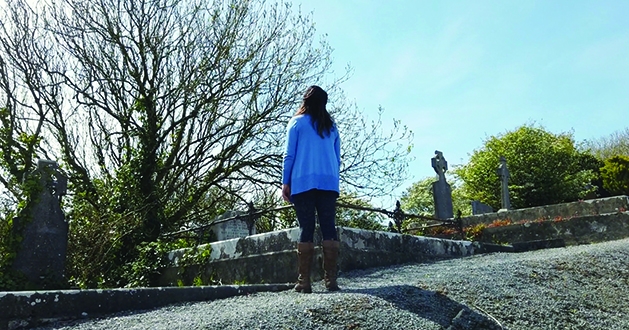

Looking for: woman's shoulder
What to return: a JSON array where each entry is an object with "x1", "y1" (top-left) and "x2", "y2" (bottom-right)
[{"x1": 288, "y1": 114, "x2": 309, "y2": 126}]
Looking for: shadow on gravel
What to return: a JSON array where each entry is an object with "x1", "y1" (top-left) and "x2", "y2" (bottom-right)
[{"x1": 340, "y1": 285, "x2": 501, "y2": 330}]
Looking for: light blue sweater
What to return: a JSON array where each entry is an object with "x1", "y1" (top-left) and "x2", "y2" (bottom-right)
[{"x1": 282, "y1": 114, "x2": 341, "y2": 196}]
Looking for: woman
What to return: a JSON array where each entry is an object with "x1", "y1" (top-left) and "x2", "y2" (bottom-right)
[{"x1": 282, "y1": 85, "x2": 341, "y2": 293}]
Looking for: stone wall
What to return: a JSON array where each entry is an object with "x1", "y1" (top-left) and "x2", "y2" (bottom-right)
[
  {"x1": 461, "y1": 195, "x2": 629, "y2": 227},
  {"x1": 480, "y1": 212, "x2": 629, "y2": 246},
  {"x1": 159, "y1": 227, "x2": 474, "y2": 286},
  {"x1": 161, "y1": 196, "x2": 629, "y2": 286},
  {"x1": 460, "y1": 196, "x2": 629, "y2": 248}
]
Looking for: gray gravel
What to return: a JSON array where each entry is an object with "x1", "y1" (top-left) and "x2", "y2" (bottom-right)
[{"x1": 33, "y1": 238, "x2": 629, "y2": 330}]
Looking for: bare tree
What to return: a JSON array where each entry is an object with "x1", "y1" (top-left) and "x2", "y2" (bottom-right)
[
  {"x1": 581, "y1": 127, "x2": 629, "y2": 160},
  {"x1": 0, "y1": 0, "x2": 62, "y2": 204},
  {"x1": 333, "y1": 103, "x2": 412, "y2": 199},
  {"x1": 31, "y1": 0, "x2": 337, "y2": 236}
]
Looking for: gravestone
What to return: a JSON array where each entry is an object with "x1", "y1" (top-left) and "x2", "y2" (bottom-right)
[
  {"x1": 496, "y1": 156, "x2": 511, "y2": 211},
  {"x1": 12, "y1": 159, "x2": 68, "y2": 289},
  {"x1": 431, "y1": 150, "x2": 454, "y2": 219},
  {"x1": 210, "y1": 211, "x2": 255, "y2": 241},
  {"x1": 471, "y1": 201, "x2": 494, "y2": 215}
]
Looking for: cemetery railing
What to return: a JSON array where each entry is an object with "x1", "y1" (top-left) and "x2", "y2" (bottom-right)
[{"x1": 160, "y1": 201, "x2": 465, "y2": 243}]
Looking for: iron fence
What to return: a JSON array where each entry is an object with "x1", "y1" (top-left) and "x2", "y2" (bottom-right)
[{"x1": 160, "y1": 200, "x2": 464, "y2": 243}]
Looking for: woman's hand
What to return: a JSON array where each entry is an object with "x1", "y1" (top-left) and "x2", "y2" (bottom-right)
[{"x1": 282, "y1": 184, "x2": 291, "y2": 202}]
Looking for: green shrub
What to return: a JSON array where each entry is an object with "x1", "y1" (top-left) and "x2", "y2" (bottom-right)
[
  {"x1": 600, "y1": 155, "x2": 629, "y2": 196},
  {"x1": 455, "y1": 125, "x2": 597, "y2": 209}
]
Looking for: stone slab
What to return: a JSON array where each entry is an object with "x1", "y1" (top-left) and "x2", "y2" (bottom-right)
[
  {"x1": 12, "y1": 162, "x2": 68, "y2": 289},
  {"x1": 471, "y1": 201, "x2": 493, "y2": 215},
  {"x1": 210, "y1": 211, "x2": 254, "y2": 241}
]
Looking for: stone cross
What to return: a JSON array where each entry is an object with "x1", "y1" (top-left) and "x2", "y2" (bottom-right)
[
  {"x1": 431, "y1": 150, "x2": 454, "y2": 219},
  {"x1": 431, "y1": 150, "x2": 448, "y2": 182},
  {"x1": 496, "y1": 156, "x2": 511, "y2": 210},
  {"x1": 12, "y1": 159, "x2": 69, "y2": 289}
]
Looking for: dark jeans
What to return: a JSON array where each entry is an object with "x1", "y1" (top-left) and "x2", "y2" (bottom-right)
[{"x1": 292, "y1": 189, "x2": 338, "y2": 243}]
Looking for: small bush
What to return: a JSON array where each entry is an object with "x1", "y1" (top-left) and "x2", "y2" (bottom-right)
[
  {"x1": 600, "y1": 155, "x2": 629, "y2": 196},
  {"x1": 464, "y1": 223, "x2": 486, "y2": 241}
]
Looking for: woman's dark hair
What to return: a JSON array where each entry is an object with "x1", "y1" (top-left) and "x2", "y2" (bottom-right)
[{"x1": 295, "y1": 85, "x2": 334, "y2": 138}]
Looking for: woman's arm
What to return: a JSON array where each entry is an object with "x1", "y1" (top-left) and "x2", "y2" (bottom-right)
[{"x1": 282, "y1": 118, "x2": 298, "y2": 195}]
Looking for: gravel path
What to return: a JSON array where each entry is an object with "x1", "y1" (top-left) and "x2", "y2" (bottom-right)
[{"x1": 33, "y1": 238, "x2": 629, "y2": 330}]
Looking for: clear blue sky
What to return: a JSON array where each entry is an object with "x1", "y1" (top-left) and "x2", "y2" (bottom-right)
[{"x1": 290, "y1": 0, "x2": 629, "y2": 206}]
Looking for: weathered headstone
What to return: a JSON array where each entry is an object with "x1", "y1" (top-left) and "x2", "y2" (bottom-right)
[
  {"x1": 431, "y1": 150, "x2": 454, "y2": 219},
  {"x1": 210, "y1": 211, "x2": 255, "y2": 241},
  {"x1": 471, "y1": 200, "x2": 494, "y2": 215},
  {"x1": 388, "y1": 221, "x2": 398, "y2": 233},
  {"x1": 12, "y1": 159, "x2": 68, "y2": 289},
  {"x1": 496, "y1": 156, "x2": 511, "y2": 211}
]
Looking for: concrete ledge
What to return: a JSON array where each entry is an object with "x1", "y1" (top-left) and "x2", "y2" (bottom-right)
[
  {"x1": 160, "y1": 227, "x2": 474, "y2": 286},
  {"x1": 481, "y1": 212, "x2": 629, "y2": 245},
  {"x1": 0, "y1": 284, "x2": 292, "y2": 329},
  {"x1": 337, "y1": 227, "x2": 474, "y2": 270},
  {"x1": 462, "y1": 195, "x2": 629, "y2": 227}
]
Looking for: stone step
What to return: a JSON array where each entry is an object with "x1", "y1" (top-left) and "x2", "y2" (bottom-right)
[
  {"x1": 478, "y1": 212, "x2": 629, "y2": 246},
  {"x1": 462, "y1": 195, "x2": 629, "y2": 227}
]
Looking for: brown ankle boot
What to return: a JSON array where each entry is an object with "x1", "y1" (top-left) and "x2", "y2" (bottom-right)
[
  {"x1": 322, "y1": 240, "x2": 341, "y2": 291},
  {"x1": 294, "y1": 242, "x2": 314, "y2": 293}
]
